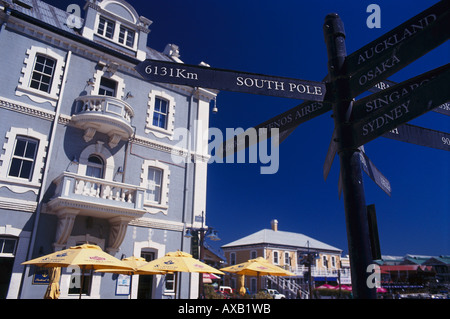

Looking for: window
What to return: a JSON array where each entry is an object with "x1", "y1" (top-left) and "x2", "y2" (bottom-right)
[
  {"x1": 273, "y1": 251, "x2": 279, "y2": 264},
  {"x1": 146, "y1": 90, "x2": 176, "y2": 139},
  {"x1": 146, "y1": 167, "x2": 162, "y2": 203},
  {"x1": 119, "y1": 26, "x2": 135, "y2": 48},
  {"x1": 284, "y1": 252, "x2": 290, "y2": 266},
  {"x1": 323, "y1": 256, "x2": 328, "y2": 268},
  {"x1": 0, "y1": 237, "x2": 17, "y2": 255},
  {"x1": 165, "y1": 273, "x2": 175, "y2": 293},
  {"x1": 97, "y1": 16, "x2": 115, "y2": 39},
  {"x1": 17, "y1": 46, "x2": 65, "y2": 106},
  {"x1": 230, "y1": 253, "x2": 236, "y2": 265},
  {"x1": 250, "y1": 251, "x2": 257, "y2": 259},
  {"x1": 30, "y1": 55, "x2": 55, "y2": 93},
  {"x1": 331, "y1": 256, "x2": 336, "y2": 268},
  {"x1": 140, "y1": 160, "x2": 170, "y2": 214},
  {"x1": 8, "y1": 137, "x2": 38, "y2": 181},
  {"x1": 86, "y1": 155, "x2": 104, "y2": 179},
  {"x1": 152, "y1": 98, "x2": 169, "y2": 129},
  {"x1": 98, "y1": 77, "x2": 117, "y2": 97}
]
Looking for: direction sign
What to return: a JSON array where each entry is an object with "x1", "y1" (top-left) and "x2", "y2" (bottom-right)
[
  {"x1": 346, "y1": 0, "x2": 450, "y2": 97},
  {"x1": 370, "y1": 80, "x2": 450, "y2": 117},
  {"x1": 383, "y1": 124, "x2": 450, "y2": 152},
  {"x1": 359, "y1": 148, "x2": 392, "y2": 197},
  {"x1": 351, "y1": 64, "x2": 450, "y2": 121},
  {"x1": 351, "y1": 66, "x2": 450, "y2": 148},
  {"x1": 135, "y1": 59, "x2": 327, "y2": 101}
]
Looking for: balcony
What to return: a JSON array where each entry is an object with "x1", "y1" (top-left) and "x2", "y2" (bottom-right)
[
  {"x1": 71, "y1": 95, "x2": 135, "y2": 148},
  {"x1": 46, "y1": 172, "x2": 147, "y2": 252},
  {"x1": 47, "y1": 172, "x2": 146, "y2": 219}
]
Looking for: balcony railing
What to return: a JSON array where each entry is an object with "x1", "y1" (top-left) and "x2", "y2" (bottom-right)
[
  {"x1": 47, "y1": 172, "x2": 146, "y2": 220},
  {"x1": 296, "y1": 265, "x2": 351, "y2": 280},
  {"x1": 74, "y1": 95, "x2": 134, "y2": 123},
  {"x1": 71, "y1": 95, "x2": 135, "y2": 147}
]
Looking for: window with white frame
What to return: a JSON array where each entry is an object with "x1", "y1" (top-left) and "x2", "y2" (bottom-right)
[
  {"x1": 8, "y1": 137, "x2": 38, "y2": 181},
  {"x1": 0, "y1": 127, "x2": 48, "y2": 187},
  {"x1": 331, "y1": 256, "x2": 336, "y2": 268},
  {"x1": 273, "y1": 251, "x2": 279, "y2": 264},
  {"x1": 152, "y1": 97, "x2": 169, "y2": 129},
  {"x1": 146, "y1": 90, "x2": 176, "y2": 139},
  {"x1": 284, "y1": 252, "x2": 290, "y2": 266},
  {"x1": 30, "y1": 55, "x2": 56, "y2": 93},
  {"x1": 250, "y1": 250, "x2": 257, "y2": 259},
  {"x1": 140, "y1": 160, "x2": 170, "y2": 214},
  {"x1": 323, "y1": 256, "x2": 328, "y2": 268},
  {"x1": 118, "y1": 25, "x2": 135, "y2": 48},
  {"x1": 164, "y1": 273, "x2": 175, "y2": 294},
  {"x1": 97, "y1": 16, "x2": 115, "y2": 39},
  {"x1": 17, "y1": 46, "x2": 65, "y2": 106},
  {"x1": 146, "y1": 167, "x2": 162, "y2": 203},
  {"x1": 95, "y1": 15, "x2": 137, "y2": 50},
  {"x1": 98, "y1": 77, "x2": 118, "y2": 97},
  {"x1": 0, "y1": 237, "x2": 17, "y2": 256}
]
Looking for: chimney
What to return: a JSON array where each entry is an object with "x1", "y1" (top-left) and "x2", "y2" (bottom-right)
[{"x1": 271, "y1": 219, "x2": 278, "y2": 231}]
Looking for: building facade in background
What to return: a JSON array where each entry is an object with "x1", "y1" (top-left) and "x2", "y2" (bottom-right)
[
  {"x1": 0, "y1": 0, "x2": 216, "y2": 299},
  {"x1": 221, "y1": 220, "x2": 350, "y2": 297}
]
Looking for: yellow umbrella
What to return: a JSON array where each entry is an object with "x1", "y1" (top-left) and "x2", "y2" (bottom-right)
[
  {"x1": 137, "y1": 251, "x2": 224, "y2": 299},
  {"x1": 220, "y1": 257, "x2": 295, "y2": 292},
  {"x1": 22, "y1": 244, "x2": 131, "y2": 299},
  {"x1": 220, "y1": 257, "x2": 295, "y2": 277},
  {"x1": 44, "y1": 267, "x2": 61, "y2": 299},
  {"x1": 137, "y1": 251, "x2": 224, "y2": 275}
]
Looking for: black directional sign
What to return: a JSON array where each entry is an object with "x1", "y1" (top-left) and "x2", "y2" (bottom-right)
[
  {"x1": 351, "y1": 66, "x2": 450, "y2": 148},
  {"x1": 370, "y1": 80, "x2": 450, "y2": 117},
  {"x1": 351, "y1": 64, "x2": 450, "y2": 121},
  {"x1": 359, "y1": 149, "x2": 392, "y2": 197},
  {"x1": 136, "y1": 59, "x2": 327, "y2": 101},
  {"x1": 346, "y1": 0, "x2": 450, "y2": 97},
  {"x1": 383, "y1": 123, "x2": 450, "y2": 152}
]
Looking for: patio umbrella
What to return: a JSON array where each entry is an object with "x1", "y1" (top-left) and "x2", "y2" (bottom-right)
[
  {"x1": 220, "y1": 257, "x2": 295, "y2": 291},
  {"x1": 220, "y1": 257, "x2": 295, "y2": 277},
  {"x1": 44, "y1": 267, "x2": 61, "y2": 299},
  {"x1": 136, "y1": 251, "x2": 224, "y2": 299},
  {"x1": 316, "y1": 284, "x2": 337, "y2": 289},
  {"x1": 95, "y1": 256, "x2": 164, "y2": 299},
  {"x1": 22, "y1": 244, "x2": 131, "y2": 299},
  {"x1": 137, "y1": 251, "x2": 224, "y2": 274}
]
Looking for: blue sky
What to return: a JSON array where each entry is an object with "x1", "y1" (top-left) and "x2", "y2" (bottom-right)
[{"x1": 48, "y1": 0, "x2": 448, "y2": 257}]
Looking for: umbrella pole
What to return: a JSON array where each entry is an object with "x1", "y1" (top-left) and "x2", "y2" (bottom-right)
[
  {"x1": 79, "y1": 267, "x2": 85, "y2": 299},
  {"x1": 174, "y1": 272, "x2": 178, "y2": 300}
]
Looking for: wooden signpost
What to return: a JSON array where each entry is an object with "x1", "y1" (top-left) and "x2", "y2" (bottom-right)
[{"x1": 135, "y1": 1, "x2": 450, "y2": 299}]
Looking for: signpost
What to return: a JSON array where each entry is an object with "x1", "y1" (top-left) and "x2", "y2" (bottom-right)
[
  {"x1": 351, "y1": 66, "x2": 450, "y2": 148},
  {"x1": 136, "y1": 59, "x2": 326, "y2": 101},
  {"x1": 135, "y1": 1, "x2": 449, "y2": 299},
  {"x1": 346, "y1": 0, "x2": 450, "y2": 97},
  {"x1": 383, "y1": 124, "x2": 450, "y2": 152}
]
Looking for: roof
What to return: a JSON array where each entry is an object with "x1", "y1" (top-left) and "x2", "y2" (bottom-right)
[
  {"x1": 2, "y1": 0, "x2": 172, "y2": 62},
  {"x1": 3, "y1": 0, "x2": 80, "y2": 34},
  {"x1": 221, "y1": 229, "x2": 342, "y2": 252},
  {"x1": 380, "y1": 265, "x2": 435, "y2": 272}
]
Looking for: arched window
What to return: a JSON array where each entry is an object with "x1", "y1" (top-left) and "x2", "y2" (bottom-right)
[{"x1": 86, "y1": 155, "x2": 104, "y2": 179}]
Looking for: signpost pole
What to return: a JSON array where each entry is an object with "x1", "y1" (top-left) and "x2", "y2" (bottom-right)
[{"x1": 323, "y1": 13, "x2": 376, "y2": 299}]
